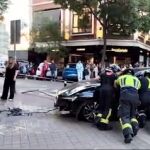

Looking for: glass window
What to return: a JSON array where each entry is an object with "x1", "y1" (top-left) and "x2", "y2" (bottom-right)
[
  {"x1": 72, "y1": 9, "x2": 92, "y2": 34},
  {"x1": 33, "y1": 9, "x2": 61, "y2": 28}
]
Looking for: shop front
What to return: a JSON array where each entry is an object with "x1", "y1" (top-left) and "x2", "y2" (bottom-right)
[{"x1": 63, "y1": 39, "x2": 150, "y2": 66}]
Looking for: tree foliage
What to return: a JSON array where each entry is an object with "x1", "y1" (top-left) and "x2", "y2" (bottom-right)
[
  {"x1": 30, "y1": 20, "x2": 68, "y2": 59},
  {"x1": 0, "y1": 0, "x2": 9, "y2": 15},
  {"x1": 54, "y1": 0, "x2": 150, "y2": 66}
]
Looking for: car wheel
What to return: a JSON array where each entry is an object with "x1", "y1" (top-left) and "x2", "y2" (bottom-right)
[{"x1": 76, "y1": 101, "x2": 99, "y2": 122}]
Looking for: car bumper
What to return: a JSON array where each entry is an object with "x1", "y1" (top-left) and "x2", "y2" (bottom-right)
[{"x1": 55, "y1": 98, "x2": 72, "y2": 111}]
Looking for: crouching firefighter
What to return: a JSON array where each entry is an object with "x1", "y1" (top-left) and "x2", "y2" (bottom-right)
[
  {"x1": 95, "y1": 67, "x2": 116, "y2": 130},
  {"x1": 115, "y1": 69, "x2": 141, "y2": 144},
  {"x1": 138, "y1": 71, "x2": 150, "y2": 128}
]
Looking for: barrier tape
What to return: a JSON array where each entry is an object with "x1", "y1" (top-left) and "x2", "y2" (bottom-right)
[{"x1": 17, "y1": 74, "x2": 75, "y2": 83}]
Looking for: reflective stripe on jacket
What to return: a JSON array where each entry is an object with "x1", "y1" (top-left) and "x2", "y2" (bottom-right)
[{"x1": 116, "y1": 74, "x2": 141, "y2": 90}]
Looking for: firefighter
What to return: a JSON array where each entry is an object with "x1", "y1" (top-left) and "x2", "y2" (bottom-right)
[
  {"x1": 138, "y1": 70, "x2": 150, "y2": 128},
  {"x1": 95, "y1": 67, "x2": 117, "y2": 130},
  {"x1": 115, "y1": 69, "x2": 141, "y2": 144}
]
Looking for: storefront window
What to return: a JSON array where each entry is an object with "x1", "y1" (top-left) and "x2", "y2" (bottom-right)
[
  {"x1": 33, "y1": 9, "x2": 61, "y2": 28},
  {"x1": 72, "y1": 9, "x2": 92, "y2": 34}
]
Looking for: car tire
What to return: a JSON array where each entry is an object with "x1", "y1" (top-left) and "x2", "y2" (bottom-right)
[{"x1": 76, "y1": 101, "x2": 99, "y2": 122}]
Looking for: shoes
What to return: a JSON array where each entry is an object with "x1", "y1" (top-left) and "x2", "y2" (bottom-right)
[
  {"x1": 124, "y1": 134, "x2": 133, "y2": 144},
  {"x1": 97, "y1": 123, "x2": 113, "y2": 131},
  {"x1": 1, "y1": 97, "x2": 7, "y2": 101},
  {"x1": 138, "y1": 114, "x2": 146, "y2": 128},
  {"x1": 132, "y1": 125, "x2": 139, "y2": 137},
  {"x1": 94, "y1": 116, "x2": 101, "y2": 125}
]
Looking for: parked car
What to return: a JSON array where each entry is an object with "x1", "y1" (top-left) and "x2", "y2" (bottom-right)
[
  {"x1": 36, "y1": 62, "x2": 57, "y2": 78},
  {"x1": 46, "y1": 68, "x2": 57, "y2": 78},
  {"x1": 62, "y1": 63, "x2": 78, "y2": 81},
  {"x1": 36, "y1": 62, "x2": 44, "y2": 76},
  {"x1": 17, "y1": 60, "x2": 29, "y2": 75},
  {"x1": 134, "y1": 67, "x2": 150, "y2": 78}
]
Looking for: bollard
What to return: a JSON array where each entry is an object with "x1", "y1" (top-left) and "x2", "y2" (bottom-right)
[{"x1": 64, "y1": 80, "x2": 67, "y2": 87}]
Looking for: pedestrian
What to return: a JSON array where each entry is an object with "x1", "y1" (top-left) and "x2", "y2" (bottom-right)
[
  {"x1": 115, "y1": 69, "x2": 141, "y2": 143},
  {"x1": 1, "y1": 57, "x2": 18, "y2": 101},
  {"x1": 138, "y1": 70, "x2": 150, "y2": 128},
  {"x1": 50, "y1": 60, "x2": 57, "y2": 81},
  {"x1": 76, "y1": 60, "x2": 84, "y2": 82},
  {"x1": 93, "y1": 64, "x2": 99, "y2": 79},
  {"x1": 95, "y1": 67, "x2": 116, "y2": 130},
  {"x1": 84, "y1": 63, "x2": 90, "y2": 80},
  {"x1": 42, "y1": 60, "x2": 49, "y2": 78}
]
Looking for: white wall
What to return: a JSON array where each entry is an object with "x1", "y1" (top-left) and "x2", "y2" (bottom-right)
[
  {"x1": 4, "y1": 0, "x2": 32, "y2": 52},
  {"x1": 0, "y1": 21, "x2": 9, "y2": 58}
]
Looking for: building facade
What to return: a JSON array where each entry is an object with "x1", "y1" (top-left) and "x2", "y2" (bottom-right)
[
  {"x1": 3, "y1": 0, "x2": 32, "y2": 60},
  {"x1": 32, "y1": 0, "x2": 150, "y2": 66}
]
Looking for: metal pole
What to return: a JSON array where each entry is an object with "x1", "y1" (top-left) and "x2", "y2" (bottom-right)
[{"x1": 13, "y1": 20, "x2": 16, "y2": 61}]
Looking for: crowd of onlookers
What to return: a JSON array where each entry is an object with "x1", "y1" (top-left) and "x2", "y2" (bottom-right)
[
  {"x1": 16, "y1": 58, "x2": 148, "y2": 81},
  {"x1": 18, "y1": 60, "x2": 57, "y2": 79},
  {"x1": 75, "y1": 61, "x2": 147, "y2": 82}
]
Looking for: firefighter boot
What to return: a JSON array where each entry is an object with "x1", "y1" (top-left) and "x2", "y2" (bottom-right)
[
  {"x1": 138, "y1": 112, "x2": 146, "y2": 128},
  {"x1": 94, "y1": 113, "x2": 102, "y2": 126},
  {"x1": 124, "y1": 134, "x2": 133, "y2": 144},
  {"x1": 97, "y1": 122, "x2": 113, "y2": 130}
]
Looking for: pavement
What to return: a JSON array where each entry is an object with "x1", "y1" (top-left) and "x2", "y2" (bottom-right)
[{"x1": 0, "y1": 78, "x2": 150, "y2": 149}]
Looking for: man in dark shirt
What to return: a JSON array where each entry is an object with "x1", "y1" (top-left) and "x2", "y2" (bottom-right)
[
  {"x1": 50, "y1": 60, "x2": 57, "y2": 81},
  {"x1": 95, "y1": 67, "x2": 116, "y2": 130}
]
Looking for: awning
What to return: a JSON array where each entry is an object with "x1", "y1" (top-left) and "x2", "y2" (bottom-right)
[{"x1": 62, "y1": 39, "x2": 150, "y2": 51}]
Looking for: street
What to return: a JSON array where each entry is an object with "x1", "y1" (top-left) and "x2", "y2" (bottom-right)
[{"x1": 0, "y1": 78, "x2": 149, "y2": 149}]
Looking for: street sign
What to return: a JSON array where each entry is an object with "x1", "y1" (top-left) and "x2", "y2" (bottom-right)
[{"x1": 10, "y1": 20, "x2": 21, "y2": 60}]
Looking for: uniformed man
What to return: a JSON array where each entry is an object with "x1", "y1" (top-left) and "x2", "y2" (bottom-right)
[
  {"x1": 138, "y1": 70, "x2": 150, "y2": 128},
  {"x1": 115, "y1": 69, "x2": 141, "y2": 143},
  {"x1": 95, "y1": 67, "x2": 116, "y2": 130}
]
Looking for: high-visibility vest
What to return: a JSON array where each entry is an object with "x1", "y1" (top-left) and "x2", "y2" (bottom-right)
[{"x1": 116, "y1": 74, "x2": 141, "y2": 90}]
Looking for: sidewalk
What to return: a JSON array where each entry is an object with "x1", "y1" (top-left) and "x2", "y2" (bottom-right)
[{"x1": 0, "y1": 79, "x2": 150, "y2": 149}]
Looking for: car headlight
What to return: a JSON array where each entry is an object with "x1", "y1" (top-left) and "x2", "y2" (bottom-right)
[{"x1": 63, "y1": 96, "x2": 77, "y2": 101}]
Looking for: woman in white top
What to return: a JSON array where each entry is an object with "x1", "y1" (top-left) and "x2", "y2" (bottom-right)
[{"x1": 93, "y1": 64, "x2": 99, "y2": 79}]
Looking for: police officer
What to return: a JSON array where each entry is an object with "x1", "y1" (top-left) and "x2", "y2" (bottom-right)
[
  {"x1": 95, "y1": 67, "x2": 116, "y2": 130},
  {"x1": 138, "y1": 70, "x2": 150, "y2": 128},
  {"x1": 115, "y1": 69, "x2": 141, "y2": 144}
]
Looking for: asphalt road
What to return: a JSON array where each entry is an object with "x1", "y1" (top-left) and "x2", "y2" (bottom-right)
[{"x1": 0, "y1": 78, "x2": 149, "y2": 149}]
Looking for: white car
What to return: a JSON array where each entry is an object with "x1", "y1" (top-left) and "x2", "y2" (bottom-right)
[
  {"x1": 46, "y1": 68, "x2": 57, "y2": 78},
  {"x1": 36, "y1": 62, "x2": 44, "y2": 76},
  {"x1": 36, "y1": 62, "x2": 57, "y2": 78}
]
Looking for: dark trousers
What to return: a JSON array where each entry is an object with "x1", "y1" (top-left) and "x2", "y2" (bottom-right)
[
  {"x1": 98, "y1": 85, "x2": 114, "y2": 117},
  {"x1": 118, "y1": 100, "x2": 136, "y2": 136},
  {"x1": 1, "y1": 79, "x2": 15, "y2": 100},
  {"x1": 51, "y1": 70, "x2": 55, "y2": 80},
  {"x1": 138, "y1": 92, "x2": 150, "y2": 126},
  {"x1": 139, "y1": 92, "x2": 150, "y2": 109},
  {"x1": 118, "y1": 88, "x2": 140, "y2": 137},
  {"x1": 96, "y1": 85, "x2": 114, "y2": 125}
]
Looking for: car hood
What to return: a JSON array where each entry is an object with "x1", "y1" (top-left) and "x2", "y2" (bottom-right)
[{"x1": 57, "y1": 80, "x2": 100, "y2": 96}]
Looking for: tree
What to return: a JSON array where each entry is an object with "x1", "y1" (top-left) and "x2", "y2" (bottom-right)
[
  {"x1": 0, "y1": 0, "x2": 9, "y2": 16},
  {"x1": 30, "y1": 20, "x2": 68, "y2": 61},
  {"x1": 54, "y1": 0, "x2": 150, "y2": 68}
]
